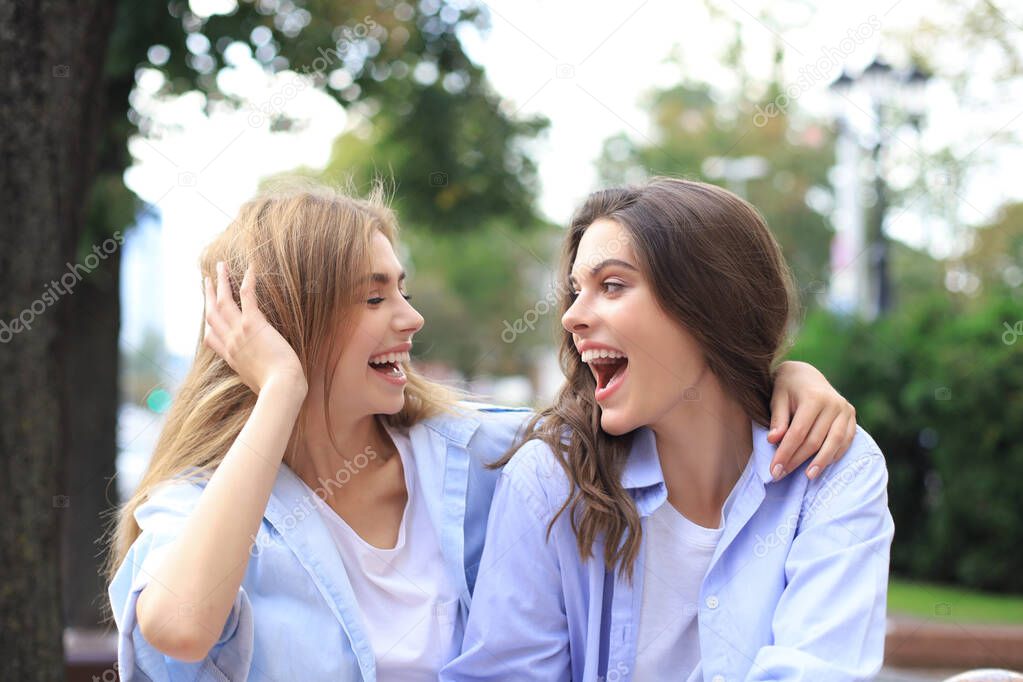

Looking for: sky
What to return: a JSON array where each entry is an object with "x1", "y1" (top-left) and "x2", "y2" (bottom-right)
[{"x1": 123, "y1": 0, "x2": 1023, "y2": 359}]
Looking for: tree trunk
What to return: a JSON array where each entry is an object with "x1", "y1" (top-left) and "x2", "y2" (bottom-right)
[
  {"x1": 60, "y1": 251, "x2": 121, "y2": 630},
  {"x1": 0, "y1": 1, "x2": 116, "y2": 676}
]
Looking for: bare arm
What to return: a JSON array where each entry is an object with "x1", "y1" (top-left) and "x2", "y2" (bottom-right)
[{"x1": 136, "y1": 262, "x2": 308, "y2": 661}]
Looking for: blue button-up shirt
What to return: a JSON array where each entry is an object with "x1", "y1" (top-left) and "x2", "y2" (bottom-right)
[
  {"x1": 109, "y1": 404, "x2": 532, "y2": 681},
  {"x1": 443, "y1": 422, "x2": 894, "y2": 682}
]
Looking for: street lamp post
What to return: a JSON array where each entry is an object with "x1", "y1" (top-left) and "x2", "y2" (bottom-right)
[{"x1": 829, "y1": 59, "x2": 930, "y2": 318}]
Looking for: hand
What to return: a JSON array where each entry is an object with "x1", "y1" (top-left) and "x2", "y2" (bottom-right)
[
  {"x1": 203, "y1": 261, "x2": 308, "y2": 397},
  {"x1": 767, "y1": 360, "x2": 857, "y2": 481}
]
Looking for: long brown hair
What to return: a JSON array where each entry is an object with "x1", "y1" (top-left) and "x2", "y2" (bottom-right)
[
  {"x1": 106, "y1": 179, "x2": 461, "y2": 580},
  {"x1": 499, "y1": 177, "x2": 796, "y2": 579}
]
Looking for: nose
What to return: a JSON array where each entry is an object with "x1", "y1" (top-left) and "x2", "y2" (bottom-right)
[
  {"x1": 396, "y1": 296, "x2": 425, "y2": 336},
  {"x1": 561, "y1": 294, "x2": 591, "y2": 334}
]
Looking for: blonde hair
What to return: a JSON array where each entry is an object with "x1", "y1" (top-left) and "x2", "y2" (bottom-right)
[{"x1": 106, "y1": 180, "x2": 462, "y2": 580}]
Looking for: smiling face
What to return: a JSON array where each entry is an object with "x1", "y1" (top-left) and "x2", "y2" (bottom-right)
[
  {"x1": 327, "y1": 230, "x2": 425, "y2": 419},
  {"x1": 563, "y1": 218, "x2": 707, "y2": 436}
]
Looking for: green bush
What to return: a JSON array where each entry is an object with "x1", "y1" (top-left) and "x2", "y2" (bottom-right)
[{"x1": 790, "y1": 291, "x2": 1023, "y2": 592}]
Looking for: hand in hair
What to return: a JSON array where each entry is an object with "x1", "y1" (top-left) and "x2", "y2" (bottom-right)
[{"x1": 204, "y1": 261, "x2": 307, "y2": 396}]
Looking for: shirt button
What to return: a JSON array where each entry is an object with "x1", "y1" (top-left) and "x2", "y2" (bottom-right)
[{"x1": 705, "y1": 595, "x2": 719, "y2": 609}]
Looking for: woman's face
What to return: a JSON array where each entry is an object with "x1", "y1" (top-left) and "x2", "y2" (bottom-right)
[
  {"x1": 329, "y1": 230, "x2": 425, "y2": 418},
  {"x1": 562, "y1": 218, "x2": 706, "y2": 436}
]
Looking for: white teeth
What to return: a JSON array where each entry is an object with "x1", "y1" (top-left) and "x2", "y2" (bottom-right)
[
  {"x1": 369, "y1": 351, "x2": 410, "y2": 365},
  {"x1": 580, "y1": 349, "x2": 628, "y2": 363}
]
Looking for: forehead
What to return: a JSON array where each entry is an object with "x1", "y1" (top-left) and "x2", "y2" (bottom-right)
[
  {"x1": 370, "y1": 230, "x2": 402, "y2": 270},
  {"x1": 571, "y1": 219, "x2": 635, "y2": 275}
]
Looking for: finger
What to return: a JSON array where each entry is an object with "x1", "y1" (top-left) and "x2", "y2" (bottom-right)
[
  {"x1": 770, "y1": 402, "x2": 822, "y2": 480},
  {"x1": 794, "y1": 410, "x2": 834, "y2": 479},
  {"x1": 203, "y1": 321, "x2": 227, "y2": 359},
  {"x1": 804, "y1": 413, "x2": 848, "y2": 480},
  {"x1": 785, "y1": 408, "x2": 834, "y2": 478},
  {"x1": 836, "y1": 414, "x2": 857, "y2": 462},
  {"x1": 767, "y1": 391, "x2": 792, "y2": 445},
  {"x1": 204, "y1": 275, "x2": 222, "y2": 329},
  {"x1": 203, "y1": 274, "x2": 215, "y2": 309},
  {"x1": 216, "y1": 261, "x2": 241, "y2": 323},
  {"x1": 239, "y1": 264, "x2": 258, "y2": 316}
]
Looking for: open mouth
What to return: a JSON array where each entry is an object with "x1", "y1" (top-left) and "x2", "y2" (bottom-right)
[
  {"x1": 581, "y1": 348, "x2": 629, "y2": 393},
  {"x1": 368, "y1": 351, "x2": 409, "y2": 380}
]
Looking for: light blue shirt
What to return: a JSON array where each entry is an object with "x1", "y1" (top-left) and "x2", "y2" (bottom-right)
[
  {"x1": 443, "y1": 422, "x2": 894, "y2": 682},
  {"x1": 109, "y1": 403, "x2": 532, "y2": 681}
]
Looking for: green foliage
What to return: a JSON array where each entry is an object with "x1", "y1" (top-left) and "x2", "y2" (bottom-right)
[
  {"x1": 97, "y1": 0, "x2": 555, "y2": 379},
  {"x1": 791, "y1": 290, "x2": 1023, "y2": 592},
  {"x1": 318, "y1": 78, "x2": 547, "y2": 235},
  {"x1": 275, "y1": 22, "x2": 556, "y2": 379},
  {"x1": 400, "y1": 225, "x2": 557, "y2": 378},
  {"x1": 596, "y1": 79, "x2": 835, "y2": 308},
  {"x1": 93, "y1": 0, "x2": 518, "y2": 243},
  {"x1": 888, "y1": 578, "x2": 1023, "y2": 624}
]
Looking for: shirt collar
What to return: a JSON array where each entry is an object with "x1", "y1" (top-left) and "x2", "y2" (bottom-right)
[
  {"x1": 620, "y1": 427, "x2": 664, "y2": 491},
  {"x1": 619, "y1": 421, "x2": 776, "y2": 511},
  {"x1": 421, "y1": 406, "x2": 482, "y2": 447}
]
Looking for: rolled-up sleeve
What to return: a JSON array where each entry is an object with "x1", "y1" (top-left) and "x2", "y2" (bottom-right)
[
  {"x1": 442, "y1": 443, "x2": 571, "y2": 682},
  {"x1": 108, "y1": 482, "x2": 255, "y2": 681},
  {"x1": 746, "y1": 444, "x2": 894, "y2": 681}
]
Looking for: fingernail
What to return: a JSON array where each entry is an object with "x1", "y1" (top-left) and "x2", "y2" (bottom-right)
[
  {"x1": 771, "y1": 463, "x2": 784, "y2": 480},
  {"x1": 808, "y1": 465, "x2": 820, "y2": 479}
]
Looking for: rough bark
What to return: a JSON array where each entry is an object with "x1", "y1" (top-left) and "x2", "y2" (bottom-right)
[{"x1": 0, "y1": 0, "x2": 117, "y2": 675}]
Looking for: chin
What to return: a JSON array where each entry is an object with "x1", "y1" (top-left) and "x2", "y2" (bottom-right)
[
  {"x1": 599, "y1": 408, "x2": 637, "y2": 436},
  {"x1": 378, "y1": 395, "x2": 406, "y2": 415}
]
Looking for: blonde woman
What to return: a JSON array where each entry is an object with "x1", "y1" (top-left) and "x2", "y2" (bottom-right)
[{"x1": 108, "y1": 182, "x2": 857, "y2": 681}]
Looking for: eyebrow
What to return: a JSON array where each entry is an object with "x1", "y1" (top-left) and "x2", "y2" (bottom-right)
[
  {"x1": 367, "y1": 271, "x2": 407, "y2": 285},
  {"x1": 568, "y1": 258, "x2": 638, "y2": 287}
]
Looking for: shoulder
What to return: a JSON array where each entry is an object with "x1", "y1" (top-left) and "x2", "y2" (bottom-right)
[
  {"x1": 432, "y1": 400, "x2": 535, "y2": 461},
  {"x1": 462, "y1": 401, "x2": 534, "y2": 436},
  {"x1": 801, "y1": 425, "x2": 889, "y2": 521},
  {"x1": 132, "y1": 474, "x2": 209, "y2": 533},
  {"x1": 498, "y1": 437, "x2": 575, "y2": 519}
]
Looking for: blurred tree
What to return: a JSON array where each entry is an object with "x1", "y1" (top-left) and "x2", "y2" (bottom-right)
[
  {"x1": 595, "y1": 71, "x2": 836, "y2": 309},
  {"x1": 1, "y1": 0, "x2": 547, "y2": 671},
  {"x1": 289, "y1": 71, "x2": 554, "y2": 377},
  {"x1": 963, "y1": 201, "x2": 1023, "y2": 296}
]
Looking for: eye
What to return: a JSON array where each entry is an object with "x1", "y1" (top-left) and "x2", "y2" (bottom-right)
[
  {"x1": 367, "y1": 291, "x2": 413, "y2": 305},
  {"x1": 602, "y1": 281, "x2": 625, "y2": 294}
]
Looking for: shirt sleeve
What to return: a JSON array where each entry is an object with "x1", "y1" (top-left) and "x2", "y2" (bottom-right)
[
  {"x1": 108, "y1": 480, "x2": 256, "y2": 682},
  {"x1": 745, "y1": 439, "x2": 894, "y2": 682},
  {"x1": 441, "y1": 443, "x2": 572, "y2": 682}
]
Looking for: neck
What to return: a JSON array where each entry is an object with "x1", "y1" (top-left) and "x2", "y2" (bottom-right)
[
  {"x1": 649, "y1": 369, "x2": 753, "y2": 525},
  {"x1": 290, "y1": 410, "x2": 396, "y2": 494}
]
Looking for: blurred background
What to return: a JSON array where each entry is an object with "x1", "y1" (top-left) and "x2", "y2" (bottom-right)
[{"x1": 2, "y1": 0, "x2": 1021, "y2": 679}]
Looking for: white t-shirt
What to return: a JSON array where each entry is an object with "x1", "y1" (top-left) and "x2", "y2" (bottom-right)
[
  {"x1": 311, "y1": 426, "x2": 460, "y2": 681},
  {"x1": 633, "y1": 468, "x2": 748, "y2": 682}
]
